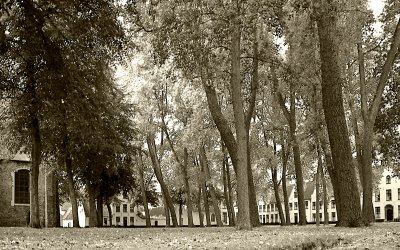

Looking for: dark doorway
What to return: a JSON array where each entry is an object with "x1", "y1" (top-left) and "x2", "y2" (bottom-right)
[
  {"x1": 123, "y1": 217, "x2": 128, "y2": 227},
  {"x1": 294, "y1": 213, "x2": 298, "y2": 224},
  {"x1": 385, "y1": 205, "x2": 393, "y2": 221}
]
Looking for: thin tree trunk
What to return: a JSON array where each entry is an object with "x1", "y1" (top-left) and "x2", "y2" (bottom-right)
[
  {"x1": 272, "y1": 166, "x2": 285, "y2": 226},
  {"x1": 315, "y1": 0, "x2": 363, "y2": 226},
  {"x1": 197, "y1": 185, "x2": 204, "y2": 227},
  {"x1": 106, "y1": 202, "x2": 113, "y2": 227},
  {"x1": 182, "y1": 148, "x2": 194, "y2": 227},
  {"x1": 138, "y1": 152, "x2": 151, "y2": 227},
  {"x1": 65, "y1": 156, "x2": 79, "y2": 228},
  {"x1": 55, "y1": 177, "x2": 61, "y2": 227},
  {"x1": 320, "y1": 148, "x2": 329, "y2": 226},
  {"x1": 201, "y1": 160, "x2": 211, "y2": 227},
  {"x1": 200, "y1": 145, "x2": 223, "y2": 226},
  {"x1": 179, "y1": 199, "x2": 183, "y2": 226},
  {"x1": 146, "y1": 135, "x2": 178, "y2": 227},
  {"x1": 222, "y1": 153, "x2": 232, "y2": 226},
  {"x1": 316, "y1": 151, "x2": 321, "y2": 226},
  {"x1": 225, "y1": 158, "x2": 236, "y2": 226},
  {"x1": 163, "y1": 196, "x2": 170, "y2": 227},
  {"x1": 281, "y1": 134, "x2": 291, "y2": 225}
]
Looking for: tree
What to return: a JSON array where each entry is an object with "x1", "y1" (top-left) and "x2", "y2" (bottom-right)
[{"x1": 313, "y1": 0, "x2": 363, "y2": 227}]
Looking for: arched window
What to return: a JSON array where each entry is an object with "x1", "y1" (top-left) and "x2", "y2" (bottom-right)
[
  {"x1": 386, "y1": 175, "x2": 391, "y2": 184},
  {"x1": 14, "y1": 169, "x2": 30, "y2": 204}
]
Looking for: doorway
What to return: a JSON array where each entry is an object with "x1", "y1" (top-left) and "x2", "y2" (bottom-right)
[{"x1": 385, "y1": 205, "x2": 393, "y2": 221}]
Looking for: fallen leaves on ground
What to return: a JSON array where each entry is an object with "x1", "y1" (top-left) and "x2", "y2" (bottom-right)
[{"x1": 0, "y1": 222, "x2": 399, "y2": 249}]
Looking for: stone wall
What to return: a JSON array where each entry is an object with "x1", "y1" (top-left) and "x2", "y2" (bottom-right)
[{"x1": 0, "y1": 159, "x2": 58, "y2": 227}]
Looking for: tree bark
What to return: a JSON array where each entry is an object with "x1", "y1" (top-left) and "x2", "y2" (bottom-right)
[
  {"x1": 316, "y1": 151, "x2": 321, "y2": 226},
  {"x1": 182, "y1": 148, "x2": 194, "y2": 227},
  {"x1": 200, "y1": 156, "x2": 211, "y2": 227},
  {"x1": 225, "y1": 157, "x2": 236, "y2": 226},
  {"x1": 200, "y1": 145, "x2": 223, "y2": 226},
  {"x1": 65, "y1": 155, "x2": 79, "y2": 227},
  {"x1": 87, "y1": 182, "x2": 98, "y2": 227},
  {"x1": 315, "y1": 0, "x2": 363, "y2": 226},
  {"x1": 197, "y1": 185, "x2": 204, "y2": 227},
  {"x1": 137, "y1": 152, "x2": 151, "y2": 227},
  {"x1": 281, "y1": 134, "x2": 291, "y2": 225},
  {"x1": 272, "y1": 166, "x2": 285, "y2": 226},
  {"x1": 319, "y1": 144, "x2": 329, "y2": 226},
  {"x1": 229, "y1": 7, "x2": 251, "y2": 230},
  {"x1": 163, "y1": 196, "x2": 170, "y2": 227},
  {"x1": 30, "y1": 117, "x2": 41, "y2": 228},
  {"x1": 106, "y1": 202, "x2": 113, "y2": 226},
  {"x1": 146, "y1": 135, "x2": 178, "y2": 227},
  {"x1": 96, "y1": 194, "x2": 103, "y2": 227}
]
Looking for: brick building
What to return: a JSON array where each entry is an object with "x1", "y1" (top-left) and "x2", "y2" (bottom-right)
[{"x1": 0, "y1": 154, "x2": 59, "y2": 227}]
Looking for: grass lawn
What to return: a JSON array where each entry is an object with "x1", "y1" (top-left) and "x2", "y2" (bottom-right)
[{"x1": 1, "y1": 222, "x2": 399, "y2": 249}]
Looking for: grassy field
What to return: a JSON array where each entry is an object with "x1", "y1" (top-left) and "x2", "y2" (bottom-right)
[{"x1": 1, "y1": 223, "x2": 399, "y2": 249}]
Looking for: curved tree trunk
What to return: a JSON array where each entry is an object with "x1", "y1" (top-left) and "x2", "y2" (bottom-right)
[
  {"x1": 146, "y1": 135, "x2": 178, "y2": 227},
  {"x1": 315, "y1": 0, "x2": 363, "y2": 227},
  {"x1": 272, "y1": 166, "x2": 285, "y2": 226},
  {"x1": 137, "y1": 152, "x2": 151, "y2": 227},
  {"x1": 106, "y1": 202, "x2": 113, "y2": 227}
]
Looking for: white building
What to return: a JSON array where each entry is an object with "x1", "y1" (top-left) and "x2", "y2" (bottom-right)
[{"x1": 221, "y1": 168, "x2": 400, "y2": 224}]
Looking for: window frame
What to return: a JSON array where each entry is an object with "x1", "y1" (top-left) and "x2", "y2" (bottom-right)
[{"x1": 11, "y1": 167, "x2": 30, "y2": 207}]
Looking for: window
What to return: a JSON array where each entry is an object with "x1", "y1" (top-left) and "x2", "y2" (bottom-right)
[
  {"x1": 266, "y1": 215, "x2": 269, "y2": 223},
  {"x1": 223, "y1": 212, "x2": 228, "y2": 224},
  {"x1": 320, "y1": 213, "x2": 322, "y2": 219},
  {"x1": 386, "y1": 189, "x2": 392, "y2": 201},
  {"x1": 386, "y1": 175, "x2": 391, "y2": 184},
  {"x1": 275, "y1": 214, "x2": 278, "y2": 222},
  {"x1": 375, "y1": 207, "x2": 380, "y2": 215},
  {"x1": 319, "y1": 201, "x2": 323, "y2": 209},
  {"x1": 262, "y1": 205, "x2": 266, "y2": 212},
  {"x1": 271, "y1": 203, "x2": 274, "y2": 212},
  {"x1": 312, "y1": 213, "x2": 316, "y2": 222},
  {"x1": 375, "y1": 190, "x2": 380, "y2": 202},
  {"x1": 294, "y1": 191, "x2": 298, "y2": 198},
  {"x1": 211, "y1": 213, "x2": 216, "y2": 222},
  {"x1": 312, "y1": 202, "x2": 316, "y2": 210},
  {"x1": 305, "y1": 201, "x2": 309, "y2": 209},
  {"x1": 130, "y1": 204, "x2": 135, "y2": 212},
  {"x1": 123, "y1": 204, "x2": 127, "y2": 213},
  {"x1": 116, "y1": 205, "x2": 120, "y2": 213},
  {"x1": 267, "y1": 204, "x2": 270, "y2": 212},
  {"x1": 294, "y1": 202, "x2": 298, "y2": 210},
  {"x1": 259, "y1": 205, "x2": 262, "y2": 211},
  {"x1": 259, "y1": 215, "x2": 262, "y2": 222},
  {"x1": 116, "y1": 216, "x2": 120, "y2": 223},
  {"x1": 104, "y1": 218, "x2": 108, "y2": 225},
  {"x1": 14, "y1": 169, "x2": 30, "y2": 204},
  {"x1": 331, "y1": 200, "x2": 336, "y2": 209},
  {"x1": 289, "y1": 203, "x2": 293, "y2": 211},
  {"x1": 130, "y1": 217, "x2": 134, "y2": 225},
  {"x1": 398, "y1": 188, "x2": 400, "y2": 200},
  {"x1": 331, "y1": 212, "x2": 336, "y2": 219}
]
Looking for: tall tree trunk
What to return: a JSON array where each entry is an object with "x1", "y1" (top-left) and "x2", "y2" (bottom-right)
[
  {"x1": 316, "y1": 151, "x2": 321, "y2": 226},
  {"x1": 55, "y1": 177, "x2": 61, "y2": 227},
  {"x1": 163, "y1": 196, "x2": 170, "y2": 227},
  {"x1": 200, "y1": 145, "x2": 223, "y2": 226},
  {"x1": 137, "y1": 152, "x2": 151, "y2": 227},
  {"x1": 315, "y1": 0, "x2": 363, "y2": 226},
  {"x1": 230, "y1": 7, "x2": 251, "y2": 230},
  {"x1": 30, "y1": 115, "x2": 41, "y2": 228},
  {"x1": 106, "y1": 202, "x2": 113, "y2": 227},
  {"x1": 182, "y1": 148, "x2": 194, "y2": 227},
  {"x1": 87, "y1": 182, "x2": 98, "y2": 227},
  {"x1": 197, "y1": 185, "x2": 204, "y2": 227},
  {"x1": 201, "y1": 162, "x2": 211, "y2": 227},
  {"x1": 320, "y1": 151, "x2": 329, "y2": 226},
  {"x1": 225, "y1": 157, "x2": 236, "y2": 226},
  {"x1": 272, "y1": 68, "x2": 306, "y2": 225},
  {"x1": 281, "y1": 134, "x2": 291, "y2": 225},
  {"x1": 65, "y1": 156, "x2": 79, "y2": 228},
  {"x1": 272, "y1": 166, "x2": 285, "y2": 226},
  {"x1": 222, "y1": 153, "x2": 233, "y2": 226},
  {"x1": 146, "y1": 135, "x2": 178, "y2": 227},
  {"x1": 96, "y1": 195, "x2": 103, "y2": 227},
  {"x1": 179, "y1": 200, "x2": 183, "y2": 226}
]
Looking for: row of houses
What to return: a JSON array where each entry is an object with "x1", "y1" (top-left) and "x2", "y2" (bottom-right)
[{"x1": 1, "y1": 154, "x2": 399, "y2": 227}]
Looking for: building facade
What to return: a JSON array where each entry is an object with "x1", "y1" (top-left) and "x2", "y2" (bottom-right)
[
  {"x1": 0, "y1": 154, "x2": 58, "y2": 227},
  {"x1": 221, "y1": 168, "x2": 400, "y2": 225}
]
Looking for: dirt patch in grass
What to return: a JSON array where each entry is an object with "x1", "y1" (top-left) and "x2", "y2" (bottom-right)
[{"x1": 0, "y1": 222, "x2": 399, "y2": 249}]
